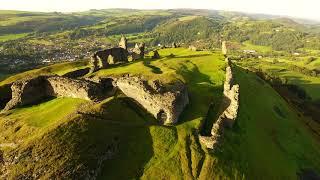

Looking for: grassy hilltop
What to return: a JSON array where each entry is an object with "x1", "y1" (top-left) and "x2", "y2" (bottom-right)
[
  {"x1": 0, "y1": 8, "x2": 320, "y2": 179},
  {"x1": 0, "y1": 48, "x2": 320, "y2": 179}
]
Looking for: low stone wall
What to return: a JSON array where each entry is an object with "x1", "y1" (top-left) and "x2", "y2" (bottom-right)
[
  {"x1": 2, "y1": 76, "x2": 111, "y2": 111},
  {"x1": 200, "y1": 58, "x2": 239, "y2": 149},
  {"x1": 114, "y1": 75, "x2": 189, "y2": 124}
]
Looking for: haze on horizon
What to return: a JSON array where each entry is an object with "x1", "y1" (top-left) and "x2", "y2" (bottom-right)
[{"x1": 1, "y1": 0, "x2": 320, "y2": 21}]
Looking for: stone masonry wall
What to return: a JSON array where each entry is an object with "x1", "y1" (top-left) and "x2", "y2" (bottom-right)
[
  {"x1": 2, "y1": 76, "x2": 107, "y2": 111},
  {"x1": 114, "y1": 75, "x2": 189, "y2": 124},
  {"x1": 200, "y1": 58, "x2": 239, "y2": 149},
  {"x1": 2, "y1": 74, "x2": 188, "y2": 125},
  {"x1": 46, "y1": 76, "x2": 102, "y2": 100}
]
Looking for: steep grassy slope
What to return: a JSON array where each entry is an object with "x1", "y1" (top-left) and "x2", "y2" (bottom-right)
[
  {"x1": 238, "y1": 59, "x2": 320, "y2": 101},
  {"x1": 216, "y1": 66, "x2": 320, "y2": 179}
]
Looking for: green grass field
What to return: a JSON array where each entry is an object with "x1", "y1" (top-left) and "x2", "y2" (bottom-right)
[{"x1": 241, "y1": 41, "x2": 273, "y2": 53}]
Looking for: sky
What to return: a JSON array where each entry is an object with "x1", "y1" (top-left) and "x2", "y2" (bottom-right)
[{"x1": 1, "y1": 0, "x2": 319, "y2": 21}]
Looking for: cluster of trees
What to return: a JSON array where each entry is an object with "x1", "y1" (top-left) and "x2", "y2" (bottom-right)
[
  {"x1": 68, "y1": 15, "x2": 171, "y2": 40},
  {"x1": 288, "y1": 65, "x2": 319, "y2": 77},
  {"x1": 250, "y1": 31, "x2": 304, "y2": 52},
  {"x1": 150, "y1": 17, "x2": 223, "y2": 48},
  {"x1": 222, "y1": 20, "x2": 320, "y2": 52},
  {"x1": 304, "y1": 36, "x2": 320, "y2": 50},
  {"x1": 254, "y1": 68, "x2": 311, "y2": 100}
]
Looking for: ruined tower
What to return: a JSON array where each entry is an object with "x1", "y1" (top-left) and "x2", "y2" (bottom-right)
[{"x1": 119, "y1": 36, "x2": 128, "y2": 50}]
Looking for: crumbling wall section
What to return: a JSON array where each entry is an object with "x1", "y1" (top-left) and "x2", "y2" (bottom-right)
[
  {"x1": 200, "y1": 58, "x2": 239, "y2": 149},
  {"x1": 46, "y1": 76, "x2": 102, "y2": 100},
  {"x1": 2, "y1": 76, "x2": 108, "y2": 111},
  {"x1": 114, "y1": 75, "x2": 189, "y2": 124},
  {"x1": 3, "y1": 76, "x2": 48, "y2": 111}
]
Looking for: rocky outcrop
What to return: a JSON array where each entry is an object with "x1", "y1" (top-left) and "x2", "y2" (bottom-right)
[
  {"x1": 114, "y1": 75, "x2": 189, "y2": 124},
  {"x1": 131, "y1": 43, "x2": 145, "y2": 61},
  {"x1": 200, "y1": 58, "x2": 239, "y2": 149},
  {"x1": 3, "y1": 76, "x2": 114, "y2": 111}
]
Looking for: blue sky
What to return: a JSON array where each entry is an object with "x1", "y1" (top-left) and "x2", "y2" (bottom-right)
[{"x1": 1, "y1": 0, "x2": 319, "y2": 20}]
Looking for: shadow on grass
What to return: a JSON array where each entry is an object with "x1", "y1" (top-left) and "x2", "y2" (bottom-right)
[
  {"x1": 92, "y1": 97, "x2": 176, "y2": 179},
  {"x1": 0, "y1": 83, "x2": 12, "y2": 109},
  {"x1": 175, "y1": 61, "x2": 224, "y2": 126},
  {"x1": 143, "y1": 60, "x2": 163, "y2": 74}
]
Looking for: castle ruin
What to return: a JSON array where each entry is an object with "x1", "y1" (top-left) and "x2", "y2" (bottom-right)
[
  {"x1": 2, "y1": 73, "x2": 189, "y2": 125},
  {"x1": 199, "y1": 41, "x2": 240, "y2": 150},
  {"x1": 114, "y1": 75, "x2": 189, "y2": 124},
  {"x1": 89, "y1": 36, "x2": 146, "y2": 73},
  {"x1": 3, "y1": 76, "x2": 113, "y2": 111}
]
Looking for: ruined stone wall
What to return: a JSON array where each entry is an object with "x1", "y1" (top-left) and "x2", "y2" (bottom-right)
[
  {"x1": 222, "y1": 41, "x2": 227, "y2": 56},
  {"x1": 131, "y1": 43, "x2": 145, "y2": 61},
  {"x1": 3, "y1": 76, "x2": 49, "y2": 111},
  {"x1": 90, "y1": 48, "x2": 129, "y2": 73},
  {"x1": 200, "y1": 58, "x2": 239, "y2": 149},
  {"x1": 46, "y1": 76, "x2": 102, "y2": 100},
  {"x1": 2, "y1": 76, "x2": 108, "y2": 111},
  {"x1": 2, "y1": 74, "x2": 188, "y2": 125},
  {"x1": 114, "y1": 75, "x2": 189, "y2": 124}
]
